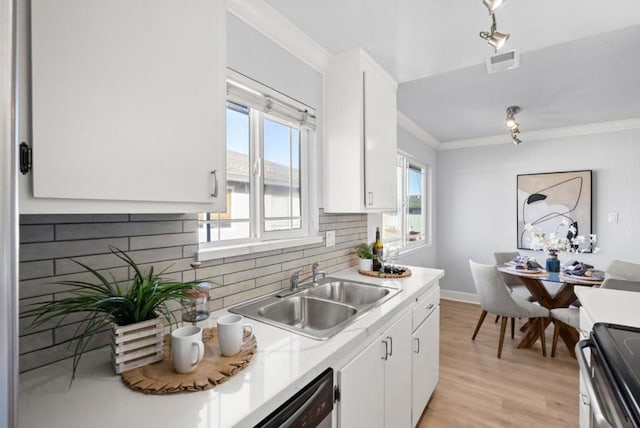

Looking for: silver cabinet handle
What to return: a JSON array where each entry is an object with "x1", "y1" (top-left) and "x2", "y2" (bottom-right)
[
  {"x1": 386, "y1": 336, "x2": 393, "y2": 357},
  {"x1": 426, "y1": 303, "x2": 434, "y2": 310},
  {"x1": 414, "y1": 337, "x2": 420, "y2": 354},
  {"x1": 576, "y1": 340, "x2": 613, "y2": 428},
  {"x1": 210, "y1": 170, "x2": 218, "y2": 198},
  {"x1": 381, "y1": 340, "x2": 388, "y2": 360}
]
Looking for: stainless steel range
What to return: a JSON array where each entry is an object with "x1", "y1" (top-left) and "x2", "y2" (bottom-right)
[{"x1": 577, "y1": 323, "x2": 640, "y2": 428}]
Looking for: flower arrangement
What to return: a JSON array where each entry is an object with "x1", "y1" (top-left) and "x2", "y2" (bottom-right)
[{"x1": 524, "y1": 218, "x2": 599, "y2": 255}]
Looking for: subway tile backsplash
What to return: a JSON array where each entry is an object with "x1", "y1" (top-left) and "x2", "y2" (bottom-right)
[{"x1": 18, "y1": 209, "x2": 365, "y2": 372}]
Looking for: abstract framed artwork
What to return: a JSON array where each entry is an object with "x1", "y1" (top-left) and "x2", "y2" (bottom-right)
[{"x1": 517, "y1": 170, "x2": 592, "y2": 250}]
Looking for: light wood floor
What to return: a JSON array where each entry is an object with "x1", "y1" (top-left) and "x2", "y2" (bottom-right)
[{"x1": 417, "y1": 299, "x2": 579, "y2": 428}]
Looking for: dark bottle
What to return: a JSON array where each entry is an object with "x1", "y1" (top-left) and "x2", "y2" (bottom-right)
[{"x1": 372, "y1": 227, "x2": 383, "y2": 271}]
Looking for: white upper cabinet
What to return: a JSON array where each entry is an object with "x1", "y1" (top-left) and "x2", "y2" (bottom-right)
[
  {"x1": 20, "y1": 0, "x2": 226, "y2": 213},
  {"x1": 323, "y1": 48, "x2": 397, "y2": 213}
]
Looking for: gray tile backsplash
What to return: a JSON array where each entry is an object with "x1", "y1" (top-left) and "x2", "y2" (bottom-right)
[{"x1": 18, "y1": 209, "x2": 365, "y2": 372}]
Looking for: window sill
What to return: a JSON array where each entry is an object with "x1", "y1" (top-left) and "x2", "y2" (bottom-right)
[
  {"x1": 197, "y1": 236, "x2": 324, "y2": 261},
  {"x1": 399, "y1": 241, "x2": 432, "y2": 256}
]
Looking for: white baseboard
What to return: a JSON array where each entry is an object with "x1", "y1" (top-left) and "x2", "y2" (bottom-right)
[{"x1": 440, "y1": 289, "x2": 480, "y2": 305}]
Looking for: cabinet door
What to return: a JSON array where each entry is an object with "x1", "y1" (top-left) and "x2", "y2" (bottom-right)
[
  {"x1": 362, "y1": 58, "x2": 397, "y2": 210},
  {"x1": 338, "y1": 336, "x2": 386, "y2": 428},
  {"x1": 384, "y1": 311, "x2": 413, "y2": 428},
  {"x1": 412, "y1": 306, "x2": 440, "y2": 426},
  {"x1": 29, "y1": 0, "x2": 226, "y2": 209}
]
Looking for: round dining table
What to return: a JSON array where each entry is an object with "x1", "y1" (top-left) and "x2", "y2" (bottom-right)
[{"x1": 497, "y1": 266, "x2": 603, "y2": 357}]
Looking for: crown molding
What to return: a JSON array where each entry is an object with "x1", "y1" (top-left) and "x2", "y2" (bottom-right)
[
  {"x1": 227, "y1": 0, "x2": 330, "y2": 73},
  {"x1": 440, "y1": 118, "x2": 640, "y2": 150},
  {"x1": 397, "y1": 111, "x2": 441, "y2": 149}
]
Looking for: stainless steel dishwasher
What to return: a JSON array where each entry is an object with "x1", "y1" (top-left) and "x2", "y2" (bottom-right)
[{"x1": 255, "y1": 368, "x2": 334, "y2": 428}]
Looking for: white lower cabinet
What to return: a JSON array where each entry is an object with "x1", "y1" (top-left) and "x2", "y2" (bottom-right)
[
  {"x1": 337, "y1": 284, "x2": 441, "y2": 428},
  {"x1": 337, "y1": 333, "x2": 385, "y2": 428},
  {"x1": 383, "y1": 312, "x2": 413, "y2": 427},
  {"x1": 338, "y1": 311, "x2": 412, "y2": 428},
  {"x1": 411, "y1": 306, "x2": 440, "y2": 426}
]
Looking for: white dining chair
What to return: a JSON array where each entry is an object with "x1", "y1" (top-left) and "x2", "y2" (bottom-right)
[
  {"x1": 469, "y1": 260, "x2": 550, "y2": 359},
  {"x1": 494, "y1": 251, "x2": 533, "y2": 301},
  {"x1": 549, "y1": 307, "x2": 580, "y2": 357},
  {"x1": 600, "y1": 260, "x2": 640, "y2": 291}
]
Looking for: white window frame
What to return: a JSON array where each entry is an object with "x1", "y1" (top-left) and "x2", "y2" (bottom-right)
[
  {"x1": 382, "y1": 152, "x2": 430, "y2": 251},
  {"x1": 198, "y1": 70, "x2": 319, "y2": 259}
]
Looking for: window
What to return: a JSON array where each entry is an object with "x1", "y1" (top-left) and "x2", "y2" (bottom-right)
[
  {"x1": 199, "y1": 71, "x2": 315, "y2": 246},
  {"x1": 382, "y1": 154, "x2": 429, "y2": 249}
]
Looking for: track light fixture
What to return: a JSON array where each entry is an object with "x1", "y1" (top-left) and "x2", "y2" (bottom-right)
[
  {"x1": 479, "y1": 14, "x2": 510, "y2": 52},
  {"x1": 511, "y1": 130, "x2": 522, "y2": 146},
  {"x1": 482, "y1": 0, "x2": 507, "y2": 14},
  {"x1": 505, "y1": 106, "x2": 522, "y2": 145}
]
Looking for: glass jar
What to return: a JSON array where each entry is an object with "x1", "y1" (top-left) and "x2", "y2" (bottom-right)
[
  {"x1": 182, "y1": 282, "x2": 211, "y2": 324},
  {"x1": 182, "y1": 261, "x2": 211, "y2": 324}
]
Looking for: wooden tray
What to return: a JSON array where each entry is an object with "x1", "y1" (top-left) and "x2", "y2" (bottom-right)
[
  {"x1": 120, "y1": 327, "x2": 256, "y2": 394},
  {"x1": 358, "y1": 268, "x2": 412, "y2": 279}
]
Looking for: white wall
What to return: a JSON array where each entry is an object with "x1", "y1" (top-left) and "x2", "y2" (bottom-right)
[
  {"x1": 368, "y1": 126, "x2": 438, "y2": 268},
  {"x1": 227, "y1": 14, "x2": 322, "y2": 111},
  {"x1": 437, "y1": 129, "x2": 640, "y2": 294}
]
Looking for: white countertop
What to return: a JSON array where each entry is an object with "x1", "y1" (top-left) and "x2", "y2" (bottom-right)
[
  {"x1": 575, "y1": 286, "x2": 640, "y2": 328},
  {"x1": 19, "y1": 266, "x2": 444, "y2": 428}
]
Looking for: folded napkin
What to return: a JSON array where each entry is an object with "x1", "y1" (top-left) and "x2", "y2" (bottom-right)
[
  {"x1": 562, "y1": 260, "x2": 594, "y2": 276},
  {"x1": 510, "y1": 256, "x2": 542, "y2": 270}
]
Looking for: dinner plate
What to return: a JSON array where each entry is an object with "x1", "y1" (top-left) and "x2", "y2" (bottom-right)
[
  {"x1": 508, "y1": 267, "x2": 542, "y2": 274},
  {"x1": 562, "y1": 272, "x2": 603, "y2": 281}
]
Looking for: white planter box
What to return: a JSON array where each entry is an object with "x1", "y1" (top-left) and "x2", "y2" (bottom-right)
[{"x1": 111, "y1": 318, "x2": 164, "y2": 374}]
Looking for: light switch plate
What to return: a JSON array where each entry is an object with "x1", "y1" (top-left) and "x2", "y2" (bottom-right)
[
  {"x1": 326, "y1": 230, "x2": 336, "y2": 247},
  {"x1": 608, "y1": 212, "x2": 619, "y2": 224}
]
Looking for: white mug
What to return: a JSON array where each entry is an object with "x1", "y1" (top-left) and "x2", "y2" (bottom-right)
[
  {"x1": 171, "y1": 326, "x2": 205, "y2": 373},
  {"x1": 217, "y1": 314, "x2": 253, "y2": 357}
]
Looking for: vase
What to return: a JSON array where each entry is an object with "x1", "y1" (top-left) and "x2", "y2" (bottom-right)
[
  {"x1": 111, "y1": 317, "x2": 164, "y2": 374},
  {"x1": 358, "y1": 258, "x2": 373, "y2": 271},
  {"x1": 546, "y1": 253, "x2": 560, "y2": 273}
]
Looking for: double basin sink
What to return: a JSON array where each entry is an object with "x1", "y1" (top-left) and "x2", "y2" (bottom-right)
[{"x1": 229, "y1": 278, "x2": 401, "y2": 340}]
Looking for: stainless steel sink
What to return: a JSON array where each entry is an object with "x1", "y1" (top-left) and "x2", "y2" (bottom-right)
[
  {"x1": 304, "y1": 280, "x2": 390, "y2": 306},
  {"x1": 229, "y1": 277, "x2": 401, "y2": 340},
  {"x1": 258, "y1": 296, "x2": 357, "y2": 330}
]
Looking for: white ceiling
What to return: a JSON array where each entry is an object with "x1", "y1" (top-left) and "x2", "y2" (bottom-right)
[{"x1": 265, "y1": 0, "x2": 640, "y2": 144}]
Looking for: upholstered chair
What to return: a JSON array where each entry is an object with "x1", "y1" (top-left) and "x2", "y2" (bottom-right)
[
  {"x1": 551, "y1": 260, "x2": 640, "y2": 357},
  {"x1": 494, "y1": 251, "x2": 531, "y2": 301},
  {"x1": 549, "y1": 307, "x2": 580, "y2": 357},
  {"x1": 469, "y1": 260, "x2": 550, "y2": 358},
  {"x1": 601, "y1": 260, "x2": 640, "y2": 291}
]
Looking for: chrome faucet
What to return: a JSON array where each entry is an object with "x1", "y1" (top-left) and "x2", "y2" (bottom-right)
[
  {"x1": 290, "y1": 269, "x2": 304, "y2": 291},
  {"x1": 290, "y1": 263, "x2": 327, "y2": 291},
  {"x1": 312, "y1": 262, "x2": 327, "y2": 285}
]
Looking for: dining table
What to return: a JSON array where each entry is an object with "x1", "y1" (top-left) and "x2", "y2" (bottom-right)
[{"x1": 497, "y1": 266, "x2": 603, "y2": 357}]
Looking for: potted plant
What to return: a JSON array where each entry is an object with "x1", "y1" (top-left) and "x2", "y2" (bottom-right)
[
  {"x1": 356, "y1": 242, "x2": 374, "y2": 271},
  {"x1": 25, "y1": 247, "x2": 200, "y2": 381}
]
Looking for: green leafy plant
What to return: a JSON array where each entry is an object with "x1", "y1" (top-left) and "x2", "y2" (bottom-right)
[
  {"x1": 25, "y1": 247, "x2": 199, "y2": 381},
  {"x1": 356, "y1": 242, "x2": 374, "y2": 259}
]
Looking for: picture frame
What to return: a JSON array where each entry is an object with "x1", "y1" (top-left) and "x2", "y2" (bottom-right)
[{"x1": 517, "y1": 170, "x2": 592, "y2": 250}]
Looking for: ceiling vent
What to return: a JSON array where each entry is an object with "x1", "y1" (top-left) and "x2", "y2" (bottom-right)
[{"x1": 485, "y1": 49, "x2": 519, "y2": 74}]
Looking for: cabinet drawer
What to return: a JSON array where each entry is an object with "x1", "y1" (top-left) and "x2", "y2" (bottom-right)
[{"x1": 412, "y1": 285, "x2": 439, "y2": 331}]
